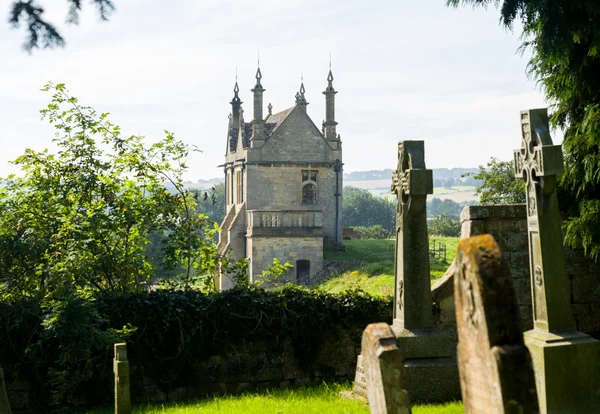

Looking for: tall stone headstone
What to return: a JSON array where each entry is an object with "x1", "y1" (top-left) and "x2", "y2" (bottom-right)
[
  {"x1": 0, "y1": 367, "x2": 11, "y2": 414},
  {"x1": 362, "y1": 323, "x2": 411, "y2": 414},
  {"x1": 351, "y1": 141, "x2": 460, "y2": 401},
  {"x1": 514, "y1": 108, "x2": 600, "y2": 413},
  {"x1": 389, "y1": 141, "x2": 460, "y2": 402},
  {"x1": 114, "y1": 343, "x2": 132, "y2": 414},
  {"x1": 454, "y1": 235, "x2": 538, "y2": 414}
]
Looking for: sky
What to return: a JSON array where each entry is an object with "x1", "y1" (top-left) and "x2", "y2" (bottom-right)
[{"x1": 0, "y1": 0, "x2": 551, "y2": 181}]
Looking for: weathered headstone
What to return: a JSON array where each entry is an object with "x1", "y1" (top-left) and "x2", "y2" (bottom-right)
[
  {"x1": 0, "y1": 367, "x2": 11, "y2": 414},
  {"x1": 352, "y1": 355, "x2": 367, "y2": 398},
  {"x1": 114, "y1": 343, "x2": 132, "y2": 414},
  {"x1": 454, "y1": 235, "x2": 538, "y2": 414},
  {"x1": 354, "y1": 141, "x2": 460, "y2": 401},
  {"x1": 390, "y1": 141, "x2": 460, "y2": 401},
  {"x1": 362, "y1": 323, "x2": 411, "y2": 414},
  {"x1": 514, "y1": 108, "x2": 600, "y2": 413}
]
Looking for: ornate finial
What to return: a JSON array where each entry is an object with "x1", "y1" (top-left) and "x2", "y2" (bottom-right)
[
  {"x1": 300, "y1": 82, "x2": 306, "y2": 95},
  {"x1": 268, "y1": 103, "x2": 273, "y2": 116},
  {"x1": 233, "y1": 81, "x2": 239, "y2": 94}
]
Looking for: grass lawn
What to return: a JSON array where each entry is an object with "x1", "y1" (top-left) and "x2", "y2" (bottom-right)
[
  {"x1": 319, "y1": 237, "x2": 459, "y2": 297},
  {"x1": 78, "y1": 383, "x2": 463, "y2": 414}
]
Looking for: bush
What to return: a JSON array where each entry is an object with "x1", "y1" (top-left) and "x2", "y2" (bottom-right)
[
  {"x1": 0, "y1": 287, "x2": 391, "y2": 409},
  {"x1": 350, "y1": 225, "x2": 391, "y2": 240},
  {"x1": 429, "y1": 214, "x2": 461, "y2": 237}
]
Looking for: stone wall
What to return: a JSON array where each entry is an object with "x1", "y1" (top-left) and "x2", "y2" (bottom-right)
[
  {"x1": 246, "y1": 164, "x2": 340, "y2": 244},
  {"x1": 248, "y1": 236, "x2": 324, "y2": 283},
  {"x1": 432, "y1": 204, "x2": 600, "y2": 336},
  {"x1": 4, "y1": 326, "x2": 362, "y2": 411}
]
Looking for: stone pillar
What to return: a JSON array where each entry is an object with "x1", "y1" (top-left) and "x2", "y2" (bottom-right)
[
  {"x1": 454, "y1": 235, "x2": 538, "y2": 414},
  {"x1": 362, "y1": 323, "x2": 411, "y2": 414},
  {"x1": 514, "y1": 108, "x2": 600, "y2": 413},
  {"x1": 0, "y1": 367, "x2": 11, "y2": 414},
  {"x1": 114, "y1": 343, "x2": 132, "y2": 414}
]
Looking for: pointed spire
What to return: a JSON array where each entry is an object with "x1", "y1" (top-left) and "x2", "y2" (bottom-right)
[
  {"x1": 323, "y1": 66, "x2": 338, "y2": 141},
  {"x1": 295, "y1": 75, "x2": 309, "y2": 111},
  {"x1": 255, "y1": 67, "x2": 263, "y2": 88},
  {"x1": 230, "y1": 75, "x2": 242, "y2": 126},
  {"x1": 251, "y1": 61, "x2": 266, "y2": 145}
]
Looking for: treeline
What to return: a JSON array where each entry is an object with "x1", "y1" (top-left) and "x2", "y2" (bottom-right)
[{"x1": 343, "y1": 187, "x2": 474, "y2": 237}]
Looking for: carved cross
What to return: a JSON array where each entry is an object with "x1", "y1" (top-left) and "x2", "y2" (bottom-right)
[
  {"x1": 513, "y1": 109, "x2": 564, "y2": 217},
  {"x1": 391, "y1": 141, "x2": 433, "y2": 329},
  {"x1": 391, "y1": 142, "x2": 433, "y2": 230},
  {"x1": 513, "y1": 108, "x2": 574, "y2": 333}
]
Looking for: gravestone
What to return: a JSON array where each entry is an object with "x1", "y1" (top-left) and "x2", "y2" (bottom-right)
[
  {"x1": 114, "y1": 343, "x2": 132, "y2": 414},
  {"x1": 514, "y1": 108, "x2": 600, "y2": 413},
  {"x1": 454, "y1": 235, "x2": 538, "y2": 414},
  {"x1": 354, "y1": 141, "x2": 460, "y2": 401},
  {"x1": 0, "y1": 367, "x2": 11, "y2": 414},
  {"x1": 390, "y1": 141, "x2": 460, "y2": 401},
  {"x1": 362, "y1": 323, "x2": 411, "y2": 414}
]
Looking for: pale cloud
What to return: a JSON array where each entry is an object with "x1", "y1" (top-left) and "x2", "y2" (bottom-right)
[{"x1": 0, "y1": 0, "x2": 550, "y2": 181}]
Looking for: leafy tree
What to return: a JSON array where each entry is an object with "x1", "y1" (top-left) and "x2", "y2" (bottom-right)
[
  {"x1": 196, "y1": 182, "x2": 226, "y2": 225},
  {"x1": 429, "y1": 214, "x2": 461, "y2": 237},
  {"x1": 350, "y1": 225, "x2": 391, "y2": 240},
  {"x1": 465, "y1": 157, "x2": 526, "y2": 205},
  {"x1": 0, "y1": 82, "x2": 226, "y2": 298},
  {"x1": 9, "y1": 0, "x2": 115, "y2": 51},
  {"x1": 343, "y1": 187, "x2": 396, "y2": 231},
  {"x1": 447, "y1": 1, "x2": 600, "y2": 259}
]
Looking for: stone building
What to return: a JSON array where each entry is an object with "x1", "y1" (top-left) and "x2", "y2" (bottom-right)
[{"x1": 217, "y1": 66, "x2": 343, "y2": 290}]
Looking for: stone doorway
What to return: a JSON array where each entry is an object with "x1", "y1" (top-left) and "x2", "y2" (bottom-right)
[{"x1": 296, "y1": 260, "x2": 310, "y2": 284}]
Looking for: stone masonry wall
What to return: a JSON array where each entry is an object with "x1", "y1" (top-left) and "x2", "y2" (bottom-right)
[
  {"x1": 4, "y1": 326, "x2": 361, "y2": 411},
  {"x1": 248, "y1": 236, "x2": 323, "y2": 284},
  {"x1": 246, "y1": 164, "x2": 340, "y2": 244},
  {"x1": 432, "y1": 204, "x2": 600, "y2": 337}
]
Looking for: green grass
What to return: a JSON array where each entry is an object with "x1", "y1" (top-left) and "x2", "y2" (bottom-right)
[
  {"x1": 78, "y1": 383, "x2": 462, "y2": 414},
  {"x1": 319, "y1": 238, "x2": 459, "y2": 297}
]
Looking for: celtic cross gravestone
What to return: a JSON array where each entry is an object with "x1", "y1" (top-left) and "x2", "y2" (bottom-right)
[{"x1": 514, "y1": 108, "x2": 600, "y2": 413}]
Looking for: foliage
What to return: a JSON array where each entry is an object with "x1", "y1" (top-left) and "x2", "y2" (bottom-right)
[
  {"x1": 0, "y1": 287, "x2": 391, "y2": 409},
  {"x1": 195, "y1": 182, "x2": 226, "y2": 225},
  {"x1": 464, "y1": 157, "x2": 526, "y2": 205},
  {"x1": 350, "y1": 225, "x2": 391, "y2": 240},
  {"x1": 0, "y1": 83, "x2": 229, "y2": 297},
  {"x1": 447, "y1": 0, "x2": 600, "y2": 261},
  {"x1": 427, "y1": 198, "x2": 472, "y2": 219},
  {"x1": 9, "y1": 0, "x2": 115, "y2": 51},
  {"x1": 429, "y1": 214, "x2": 461, "y2": 237},
  {"x1": 343, "y1": 187, "x2": 396, "y2": 231},
  {"x1": 255, "y1": 258, "x2": 294, "y2": 288}
]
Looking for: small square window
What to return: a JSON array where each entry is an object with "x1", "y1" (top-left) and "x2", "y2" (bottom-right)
[{"x1": 301, "y1": 170, "x2": 317, "y2": 182}]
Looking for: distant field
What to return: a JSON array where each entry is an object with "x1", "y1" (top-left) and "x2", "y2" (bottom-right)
[
  {"x1": 347, "y1": 179, "x2": 478, "y2": 202},
  {"x1": 346, "y1": 179, "x2": 391, "y2": 190}
]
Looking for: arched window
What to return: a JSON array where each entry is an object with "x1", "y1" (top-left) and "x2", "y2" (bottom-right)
[{"x1": 302, "y1": 183, "x2": 317, "y2": 204}]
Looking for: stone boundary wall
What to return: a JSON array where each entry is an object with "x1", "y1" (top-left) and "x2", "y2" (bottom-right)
[
  {"x1": 432, "y1": 204, "x2": 600, "y2": 336},
  {"x1": 4, "y1": 326, "x2": 363, "y2": 411}
]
